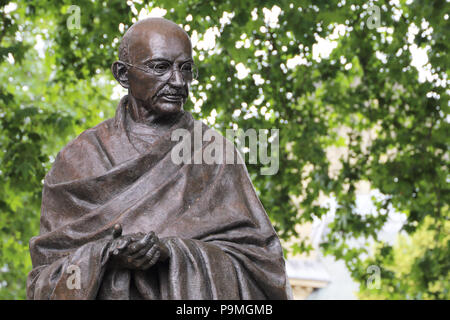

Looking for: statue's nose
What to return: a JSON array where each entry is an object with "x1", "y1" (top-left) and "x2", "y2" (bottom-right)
[{"x1": 168, "y1": 69, "x2": 186, "y2": 87}]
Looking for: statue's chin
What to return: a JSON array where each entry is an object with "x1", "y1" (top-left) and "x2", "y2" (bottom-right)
[{"x1": 152, "y1": 97, "x2": 184, "y2": 115}]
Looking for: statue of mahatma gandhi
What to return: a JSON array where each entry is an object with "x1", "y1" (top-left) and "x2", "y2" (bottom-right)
[{"x1": 27, "y1": 17, "x2": 290, "y2": 300}]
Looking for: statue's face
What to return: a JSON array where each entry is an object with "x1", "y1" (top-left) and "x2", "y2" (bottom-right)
[{"x1": 126, "y1": 25, "x2": 192, "y2": 115}]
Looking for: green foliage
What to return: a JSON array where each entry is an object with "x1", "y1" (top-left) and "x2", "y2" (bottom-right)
[
  {"x1": 0, "y1": 0, "x2": 448, "y2": 299},
  {"x1": 358, "y1": 214, "x2": 449, "y2": 299}
]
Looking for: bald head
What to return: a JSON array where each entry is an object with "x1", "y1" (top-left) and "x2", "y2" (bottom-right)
[{"x1": 119, "y1": 18, "x2": 192, "y2": 64}]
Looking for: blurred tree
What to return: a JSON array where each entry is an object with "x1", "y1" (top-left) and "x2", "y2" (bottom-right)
[
  {"x1": 358, "y1": 214, "x2": 449, "y2": 299},
  {"x1": 0, "y1": 0, "x2": 448, "y2": 299}
]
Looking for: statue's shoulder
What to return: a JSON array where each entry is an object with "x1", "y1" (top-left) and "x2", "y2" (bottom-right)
[
  {"x1": 47, "y1": 118, "x2": 117, "y2": 183},
  {"x1": 60, "y1": 117, "x2": 115, "y2": 157}
]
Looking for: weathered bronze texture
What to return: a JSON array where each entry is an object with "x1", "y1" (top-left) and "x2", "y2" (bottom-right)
[{"x1": 27, "y1": 18, "x2": 289, "y2": 300}]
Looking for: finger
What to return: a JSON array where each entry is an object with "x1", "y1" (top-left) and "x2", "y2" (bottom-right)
[
  {"x1": 127, "y1": 240, "x2": 156, "y2": 265},
  {"x1": 127, "y1": 233, "x2": 152, "y2": 253},
  {"x1": 110, "y1": 240, "x2": 118, "y2": 254},
  {"x1": 130, "y1": 237, "x2": 157, "y2": 260},
  {"x1": 112, "y1": 224, "x2": 122, "y2": 239},
  {"x1": 141, "y1": 249, "x2": 161, "y2": 270},
  {"x1": 117, "y1": 238, "x2": 130, "y2": 250},
  {"x1": 136, "y1": 247, "x2": 160, "y2": 270},
  {"x1": 148, "y1": 247, "x2": 161, "y2": 265},
  {"x1": 127, "y1": 232, "x2": 155, "y2": 254},
  {"x1": 131, "y1": 244, "x2": 158, "y2": 263},
  {"x1": 111, "y1": 238, "x2": 131, "y2": 255},
  {"x1": 129, "y1": 232, "x2": 146, "y2": 242},
  {"x1": 132, "y1": 244, "x2": 158, "y2": 267}
]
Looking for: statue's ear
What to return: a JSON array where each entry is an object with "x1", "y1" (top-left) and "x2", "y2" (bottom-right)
[{"x1": 111, "y1": 61, "x2": 129, "y2": 88}]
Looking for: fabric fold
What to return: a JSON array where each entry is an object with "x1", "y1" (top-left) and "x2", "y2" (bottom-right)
[{"x1": 27, "y1": 96, "x2": 289, "y2": 300}]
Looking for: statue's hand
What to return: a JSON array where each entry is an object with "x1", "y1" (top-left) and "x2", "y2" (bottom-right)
[
  {"x1": 107, "y1": 232, "x2": 144, "y2": 268},
  {"x1": 109, "y1": 232, "x2": 169, "y2": 270}
]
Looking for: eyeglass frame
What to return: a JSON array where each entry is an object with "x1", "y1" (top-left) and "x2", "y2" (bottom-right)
[{"x1": 119, "y1": 59, "x2": 199, "y2": 82}]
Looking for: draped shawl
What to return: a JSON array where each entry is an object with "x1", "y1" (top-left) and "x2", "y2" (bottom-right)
[{"x1": 27, "y1": 96, "x2": 289, "y2": 300}]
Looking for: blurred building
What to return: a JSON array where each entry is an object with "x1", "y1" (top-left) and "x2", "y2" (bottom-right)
[
  {"x1": 284, "y1": 216, "x2": 359, "y2": 300},
  {"x1": 285, "y1": 188, "x2": 405, "y2": 299}
]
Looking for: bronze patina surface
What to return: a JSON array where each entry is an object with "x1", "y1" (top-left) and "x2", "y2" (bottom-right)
[{"x1": 27, "y1": 18, "x2": 289, "y2": 300}]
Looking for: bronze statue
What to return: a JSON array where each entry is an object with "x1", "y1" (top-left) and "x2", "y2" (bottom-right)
[{"x1": 27, "y1": 18, "x2": 290, "y2": 300}]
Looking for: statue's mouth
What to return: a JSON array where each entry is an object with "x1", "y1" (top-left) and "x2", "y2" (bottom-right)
[{"x1": 160, "y1": 94, "x2": 185, "y2": 102}]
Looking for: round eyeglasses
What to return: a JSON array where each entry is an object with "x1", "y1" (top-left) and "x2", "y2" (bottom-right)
[{"x1": 120, "y1": 60, "x2": 198, "y2": 82}]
